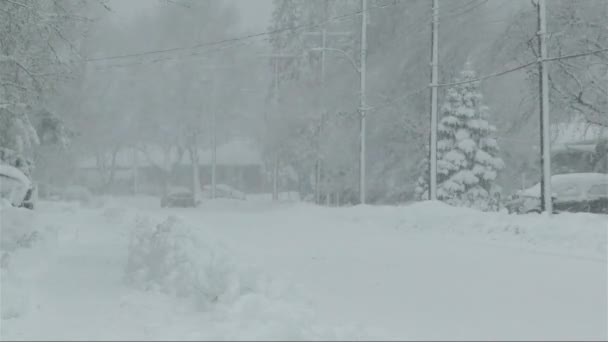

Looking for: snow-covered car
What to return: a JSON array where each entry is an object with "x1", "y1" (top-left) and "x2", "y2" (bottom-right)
[
  {"x1": 160, "y1": 188, "x2": 200, "y2": 208},
  {"x1": 507, "y1": 173, "x2": 608, "y2": 214},
  {"x1": 0, "y1": 164, "x2": 34, "y2": 209},
  {"x1": 201, "y1": 184, "x2": 246, "y2": 200}
]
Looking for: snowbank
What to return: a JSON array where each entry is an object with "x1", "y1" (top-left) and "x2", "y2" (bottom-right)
[
  {"x1": 328, "y1": 201, "x2": 607, "y2": 259},
  {"x1": 0, "y1": 206, "x2": 59, "y2": 320},
  {"x1": 124, "y1": 214, "x2": 370, "y2": 340},
  {"x1": 125, "y1": 215, "x2": 246, "y2": 308},
  {"x1": 0, "y1": 206, "x2": 38, "y2": 253}
]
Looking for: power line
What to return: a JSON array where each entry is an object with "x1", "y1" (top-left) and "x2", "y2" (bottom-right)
[
  {"x1": 545, "y1": 47, "x2": 608, "y2": 62},
  {"x1": 86, "y1": 2, "x2": 400, "y2": 63},
  {"x1": 89, "y1": 0, "x2": 496, "y2": 70},
  {"x1": 434, "y1": 60, "x2": 537, "y2": 87},
  {"x1": 91, "y1": 39, "x2": 259, "y2": 70},
  {"x1": 369, "y1": 47, "x2": 608, "y2": 110},
  {"x1": 433, "y1": 47, "x2": 608, "y2": 88}
]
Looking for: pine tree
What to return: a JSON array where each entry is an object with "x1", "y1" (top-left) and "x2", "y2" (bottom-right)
[{"x1": 416, "y1": 62, "x2": 504, "y2": 211}]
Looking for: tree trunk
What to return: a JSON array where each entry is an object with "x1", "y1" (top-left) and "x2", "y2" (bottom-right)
[
  {"x1": 272, "y1": 154, "x2": 279, "y2": 201},
  {"x1": 189, "y1": 146, "x2": 200, "y2": 202}
]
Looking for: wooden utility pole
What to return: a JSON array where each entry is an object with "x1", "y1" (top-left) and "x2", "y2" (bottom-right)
[
  {"x1": 538, "y1": 0, "x2": 553, "y2": 214},
  {"x1": 429, "y1": 0, "x2": 439, "y2": 201},
  {"x1": 304, "y1": 24, "x2": 352, "y2": 205},
  {"x1": 260, "y1": 53, "x2": 298, "y2": 201},
  {"x1": 132, "y1": 147, "x2": 138, "y2": 195},
  {"x1": 211, "y1": 74, "x2": 217, "y2": 199},
  {"x1": 359, "y1": 0, "x2": 368, "y2": 205}
]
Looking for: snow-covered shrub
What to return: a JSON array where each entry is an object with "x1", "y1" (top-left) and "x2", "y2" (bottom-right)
[
  {"x1": 0, "y1": 206, "x2": 38, "y2": 253},
  {"x1": 0, "y1": 206, "x2": 45, "y2": 320},
  {"x1": 1, "y1": 267, "x2": 29, "y2": 320},
  {"x1": 416, "y1": 62, "x2": 504, "y2": 211},
  {"x1": 125, "y1": 216, "x2": 254, "y2": 309}
]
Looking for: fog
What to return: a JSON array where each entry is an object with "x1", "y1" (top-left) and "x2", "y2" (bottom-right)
[
  {"x1": 2, "y1": 0, "x2": 606, "y2": 203},
  {"x1": 1, "y1": 0, "x2": 607, "y2": 340}
]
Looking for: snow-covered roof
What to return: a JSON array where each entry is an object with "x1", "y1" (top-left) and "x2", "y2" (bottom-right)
[
  {"x1": 77, "y1": 139, "x2": 262, "y2": 169},
  {"x1": 0, "y1": 164, "x2": 31, "y2": 187},
  {"x1": 519, "y1": 173, "x2": 608, "y2": 198}
]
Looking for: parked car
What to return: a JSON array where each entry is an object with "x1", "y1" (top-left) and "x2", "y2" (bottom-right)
[
  {"x1": 0, "y1": 164, "x2": 35, "y2": 209},
  {"x1": 201, "y1": 184, "x2": 246, "y2": 200},
  {"x1": 161, "y1": 188, "x2": 200, "y2": 208},
  {"x1": 552, "y1": 138, "x2": 607, "y2": 174},
  {"x1": 507, "y1": 173, "x2": 608, "y2": 214}
]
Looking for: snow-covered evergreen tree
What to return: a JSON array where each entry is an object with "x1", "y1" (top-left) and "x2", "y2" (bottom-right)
[{"x1": 416, "y1": 62, "x2": 504, "y2": 211}]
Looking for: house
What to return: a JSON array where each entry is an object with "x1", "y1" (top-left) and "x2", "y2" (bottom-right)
[{"x1": 75, "y1": 139, "x2": 265, "y2": 195}]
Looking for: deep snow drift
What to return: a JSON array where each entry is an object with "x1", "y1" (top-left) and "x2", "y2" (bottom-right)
[{"x1": 1, "y1": 197, "x2": 606, "y2": 340}]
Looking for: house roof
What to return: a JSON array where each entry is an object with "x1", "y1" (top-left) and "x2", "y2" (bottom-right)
[{"x1": 77, "y1": 139, "x2": 263, "y2": 169}]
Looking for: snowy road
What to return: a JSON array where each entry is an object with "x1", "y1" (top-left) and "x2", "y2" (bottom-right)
[
  {"x1": 228, "y1": 230, "x2": 606, "y2": 340},
  {"x1": 1, "y1": 198, "x2": 606, "y2": 340}
]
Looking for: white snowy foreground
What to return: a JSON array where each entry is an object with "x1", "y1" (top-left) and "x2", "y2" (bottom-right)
[{"x1": 1, "y1": 197, "x2": 606, "y2": 340}]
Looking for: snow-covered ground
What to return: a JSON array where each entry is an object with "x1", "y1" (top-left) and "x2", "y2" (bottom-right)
[{"x1": 1, "y1": 197, "x2": 606, "y2": 340}]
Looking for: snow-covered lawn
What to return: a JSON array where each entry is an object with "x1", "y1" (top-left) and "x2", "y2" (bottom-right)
[{"x1": 1, "y1": 197, "x2": 606, "y2": 340}]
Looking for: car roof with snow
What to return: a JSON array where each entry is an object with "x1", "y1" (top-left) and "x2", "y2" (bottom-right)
[
  {"x1": 0, "y1": 163, "x2": 31, "y2": 187},
  {"x1": 519, "y1": 173, "x2": 608, "y2": 198}
]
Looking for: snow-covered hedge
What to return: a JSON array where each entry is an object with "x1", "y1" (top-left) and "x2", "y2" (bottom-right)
[
  {"x1": 124, "y1": 215, "x2": 371, "y2": 339},
  {"x1": 1, "y1": 206, "x2": 38, "y2": 254},
  {"x1": 125, "y1": 215, "x2": 258, "y2": 309},
  {"x1": 0, "y1": 206, "x2": 46, "y2": 319}
]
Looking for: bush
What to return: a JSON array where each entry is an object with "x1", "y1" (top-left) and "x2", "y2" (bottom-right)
[
  {"x1": 0, "y1": 267, "x2": 29, "y2": 319},
  {"x1": 0, "y1": 206, "x2": 38, "y2": 253},
  {"x1": 0, "y1": 206, "x2": 45, "y2": 320},
  {"x1": 125, "y1": 216, "x2": 254, "y2": 309}
]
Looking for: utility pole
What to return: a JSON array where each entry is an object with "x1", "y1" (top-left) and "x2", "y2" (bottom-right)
[
  {"x1": 260, "y1": 53, "x2": 298, "y2": 201},
  {"x1": 318, "y1": 28, "x2": 326, "y2": 205},
  {"x1": 429, "y1": 0, "x2": 439, "y2": 201},
  {"x1": 132, "y1": 147, "x2": 138, "y2": 195},
  {"x1": 272, "y1": 56, "x2": 280, "y2": 201},
  {"x1": 211, "y1": 73, "x2": 217, "y2": 199},
  {"x1": 537, "y1": 0, "x2": 552, "y2": 214},
  {"x1": 359, "y1": 0, "x2": 368, "y2": 205},
  {"x1": 304, "y1": 23, "x2": 352, "y2": 205}
]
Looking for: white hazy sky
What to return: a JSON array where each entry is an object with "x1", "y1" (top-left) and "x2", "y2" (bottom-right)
[{"x1": 108, "y1": 0, "x2": 273, "y2": 32}]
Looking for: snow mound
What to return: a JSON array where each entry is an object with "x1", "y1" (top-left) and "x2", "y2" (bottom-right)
[
  {"x1": 0, "y1": 267, "x2": 29, "y2": 320},
  {"x1": 1, "y1": 206, "x2": 38, "y2": 253},
  {"x1": 0, "y1": 206, "x2": 59, "y2": 320},
  {"x1": 124, "y1": 215, "x2": 372, "y2": 340},
  {"x1": 125, "y1": 216, "x2": 238, "y2": 308},
  {"x1": 399, "y1": 201, "x2": 608, "y2": 258},
  {"x1": 321, "y1": 201, "x2": 606, "y2": 258}
]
